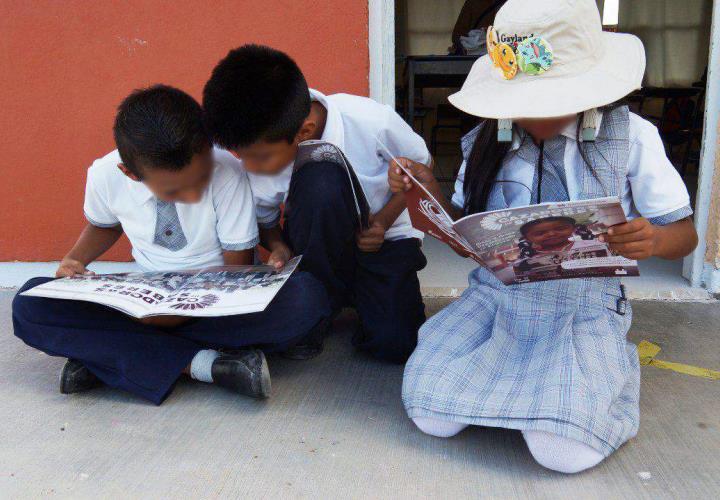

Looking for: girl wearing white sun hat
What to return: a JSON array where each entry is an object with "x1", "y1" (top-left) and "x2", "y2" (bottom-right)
[{"x1": 390, "y1": 0, "x2": 698, "y2": 474}]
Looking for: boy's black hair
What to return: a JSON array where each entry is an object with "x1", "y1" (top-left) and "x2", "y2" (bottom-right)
[
  {"x1": 113, "y1": 84, "x2": 210, "y2": 177},
  {"x1": 202, "y1": 44, "x2": 311, "y2": 149}
]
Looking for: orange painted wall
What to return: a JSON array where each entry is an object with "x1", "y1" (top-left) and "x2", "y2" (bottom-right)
[{"x1": 0, "y1": 0, "x2": 369, "y2": 261}]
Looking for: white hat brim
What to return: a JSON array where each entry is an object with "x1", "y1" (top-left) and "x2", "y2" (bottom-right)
[{"x1": 448, "y1": 32, "x2": 646, "y2": 119}]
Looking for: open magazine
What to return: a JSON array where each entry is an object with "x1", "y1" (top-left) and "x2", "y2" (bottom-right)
[
  {"x1": 21, "y1": 257, "x2": 302, "y2": 317},
  {"x1": 396, "y1": 165, "x2": 639, "y2": 285},
  {"x1": 295, "y1": 140, "x2": 370, "y2": 230}
]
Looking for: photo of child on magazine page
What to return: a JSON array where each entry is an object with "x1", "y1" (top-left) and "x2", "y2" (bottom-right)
[{"x1": 392, "y1": 158, "x2": 639, "y2": 284}]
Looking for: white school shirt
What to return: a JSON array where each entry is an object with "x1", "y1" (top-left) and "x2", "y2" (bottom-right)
[
  {"x1": 246, "y1": 89, "x2": 431, "y2": 240},
  {"x1": 451, "y1": 112, "x2": 692, "y2": 224},
  {"x1": 84, "y1": 147, "x2": 259, "y2": 271}
]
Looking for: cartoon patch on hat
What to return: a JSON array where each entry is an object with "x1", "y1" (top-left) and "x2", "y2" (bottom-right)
[
  {"x1": 516, "y1": 37, "x2": 554, "y2": 75},
  {"x1": 487, "y1": 26, "x2": 554, "y2": 80}
]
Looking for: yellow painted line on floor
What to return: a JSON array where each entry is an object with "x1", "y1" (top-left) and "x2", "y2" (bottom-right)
[{"x1": 638, "y1": 341, "x2": 720, "y2": 380}]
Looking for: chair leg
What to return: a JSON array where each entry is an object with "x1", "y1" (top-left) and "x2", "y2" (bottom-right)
[{"x1": 681, "y1": 137, "x2": 695, "y2": 177}]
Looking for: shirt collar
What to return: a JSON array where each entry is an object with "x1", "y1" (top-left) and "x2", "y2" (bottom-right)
[
  {"x1": 509, "y1": 111, "x2": 604, "y2": 151},
  {"x1": 122, "y1": 168, "x2": 156, "y2": 205},
  {"x1": 309, "y1": 88, "x2": 345, "y2": 150},
  {"x1": 133, "y1": 182, "x2": 156, "y2": 204}
]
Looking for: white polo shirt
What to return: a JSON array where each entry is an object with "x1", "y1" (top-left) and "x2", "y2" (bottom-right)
[
  {"x1": 451, "y1": 112, "x2": 692, "y2": 225},
  {"x1": 84, "y1": 147, "x2": 259, "y2": 271},
  {"x1": 246, "y1": 89, "x2": 431, "y2": 241}
]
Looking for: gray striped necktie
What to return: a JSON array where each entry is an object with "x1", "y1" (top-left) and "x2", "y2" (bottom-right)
[
  {"x1": 532, "y1": 136, "x2": 570, "y2": 203},
  {"x1": 153, "y1": 200, "x2": 188, "y2": 251},
  {"x1": 514, "y1": 134, "x2": 570, "y2": 203}
]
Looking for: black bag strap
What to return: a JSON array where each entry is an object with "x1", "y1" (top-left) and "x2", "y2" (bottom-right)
[{"x1": 470, "y1": 0, "x2": 507, "y2": 31}]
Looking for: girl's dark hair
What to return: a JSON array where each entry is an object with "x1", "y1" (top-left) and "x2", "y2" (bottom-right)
[
  {"x1": 462, "y1": 119, "x2": 512, "y2": 215},
  {"x1": 462, "y1": 105, "x2": 623, "y2": 214}
]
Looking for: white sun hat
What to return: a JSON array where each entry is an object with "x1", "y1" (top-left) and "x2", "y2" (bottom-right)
[{"x1": 448, "y1": 0, "x2": 646, "y2": 119}]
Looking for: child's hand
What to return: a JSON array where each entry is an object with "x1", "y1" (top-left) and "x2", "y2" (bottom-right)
[
  {"x1": 267, "y1": 243, "x2": 293, "y2": 270},
  {"x1": 601, "y1": 217, "x2": 658, "y2": 260},
  {"x1": 388, "y1": 158, "x2": 436, "y2": 193},
  {"x1": 356, "y1": 217, "x2": 387, "y2": 252},
  {"x1": 56, "y1": 258, "x2": 94, "y2": 278}
]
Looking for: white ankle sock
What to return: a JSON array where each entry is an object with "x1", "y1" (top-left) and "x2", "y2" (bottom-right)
[
  {"x1": 189, "y1": 349, "x2": 220, "y2": 383},
  {"x1": 522, "y1": 430, "x2": 605, "y2": 473},
  {"x1": 412, "y1": 417, "x2": 469, "y2": 438}
]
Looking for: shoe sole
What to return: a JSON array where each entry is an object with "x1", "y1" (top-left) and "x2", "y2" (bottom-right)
[
  {"x1": 59, "y1": 361, "x2": 72, "y2": 394},
  {"x1": 257, "y1": 350, "x2": 272, "y2": 399}
]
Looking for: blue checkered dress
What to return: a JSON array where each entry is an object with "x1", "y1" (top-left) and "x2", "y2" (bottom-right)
[{"x1": 403, "y1": 107, "x2": 675, "y2": 456}]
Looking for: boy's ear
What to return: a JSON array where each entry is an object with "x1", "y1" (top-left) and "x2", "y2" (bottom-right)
[
  {"x1": 117, "y1": 163, "x2": 141, "y2": 182},
  {"x1": 295, "y1": 116, "x2": 318, "y2": 143}
]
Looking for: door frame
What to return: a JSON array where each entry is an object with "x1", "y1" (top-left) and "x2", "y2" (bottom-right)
[
  {"x1": 368, "y1": 0, "x2": 720, "y2": 291},
  {"x1": 686, "y1": 0, "x2": 720, "y2": 291},
  {"x1": 368, "y1": 0, "x2": 396, "y2": 108}
]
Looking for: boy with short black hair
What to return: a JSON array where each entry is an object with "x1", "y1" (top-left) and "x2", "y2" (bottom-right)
[
  {"x1": 13, "y1": 85, "x2": 330, "y2": 404},
  {"x1": 203, "y1": 45, "x2": 429, "y2": 363}
]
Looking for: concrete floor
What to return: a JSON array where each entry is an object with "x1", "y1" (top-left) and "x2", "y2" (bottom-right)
[{"x1": 1, "y1": 291, "x2": 719, "y2": 499}]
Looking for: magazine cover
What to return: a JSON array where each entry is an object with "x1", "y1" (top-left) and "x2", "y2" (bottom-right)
[
  {"x1": 393, "y1": 159, "x2": 639, "y2": 285},
  {"x1": 453, "y1": 200, "x2": 640, "y2": 284},
  {"x1": 21, "y1": 257, "x2": 302, "y2": 317}
]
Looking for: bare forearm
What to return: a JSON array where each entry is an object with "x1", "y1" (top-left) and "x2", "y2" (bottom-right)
[
  {"x1": 259, "y1": 226, "x2": 287, "y2": 252},
  {"x1": 222, "y1": 249, "x2": 254, "y2": 265},
  {"x1": 65, "y1": 224, "x2": 123, "y2": 265},
  {"x1": 652, "y1": 218, "x2": 698, "y2": 260},
  {"x1": 373, "y1": 192, "x2": 407, "y2": 230}
]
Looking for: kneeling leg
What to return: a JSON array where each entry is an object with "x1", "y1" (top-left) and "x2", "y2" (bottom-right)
[
  {"x1": 412, "y1": 416, "x2": 469, "y2": 438},
  {"x1": 522, "y1": 430, "x2": 605, "y2": 473}
]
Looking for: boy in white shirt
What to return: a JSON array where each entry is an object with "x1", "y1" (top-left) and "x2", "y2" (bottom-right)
[
  {"x1": 203, "y1": 45, "x2": 430, "y2": 363},
  {"x1": 13, "y1": 85, "x2": 330, "y2": 404}
]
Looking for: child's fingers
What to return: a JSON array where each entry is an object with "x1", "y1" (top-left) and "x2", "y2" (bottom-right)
[
  {"x1": 602, "y1": 231, "x2": 648, "y2": 244},
  {"x1": 607, "y1": 218, "x2": 647, "y2": 236},
  {"x1": 388, "y1": 178, "x2": 407, "y2": 193},
  {"x1": 388, "y1": 166, "x2": 404, "y2": 180},
  {"x1": 357, "y1": 241, "x2": 382, "y2": 252},
  {"x1": 268, "y1": 253, "x2": 286, "y2": 269}
]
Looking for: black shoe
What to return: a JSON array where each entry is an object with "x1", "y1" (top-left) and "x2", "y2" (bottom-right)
[
  {"x1": 59, "y1": 359, "x2": 101, "y2": 394},
  {"x1": 211, "y1": 350, "x2": 271, "y2": 399},
  {"x1": 281, "y1": 317, "x2": 332, "y2": 360}
]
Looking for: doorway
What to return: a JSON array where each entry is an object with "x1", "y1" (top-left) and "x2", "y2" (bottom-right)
[{"x1": 370, "y1": 0, "x2": 718, "y2": 299}]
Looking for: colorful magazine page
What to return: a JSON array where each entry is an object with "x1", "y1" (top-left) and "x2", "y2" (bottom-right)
[
  {"x1": 452, "y1": 200, "x2": 639, "y2": 284},
  {"x1": 382, "y1": 144, "x2": 639, "y2": 285},
  {"x1": 21, "y1": 257, "x2": 302, "y2": 318},
  {"x1": 398, "y1": 166, "x2": 483, "y2": 263}
]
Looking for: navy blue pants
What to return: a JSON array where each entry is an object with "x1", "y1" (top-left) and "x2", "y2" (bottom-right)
[
  {"x1": 284, "y1": 161, "x2": 427, "y2": 363},
  {"x1": 13, "y1": 272, "x2": 330, "y2": 404}
]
